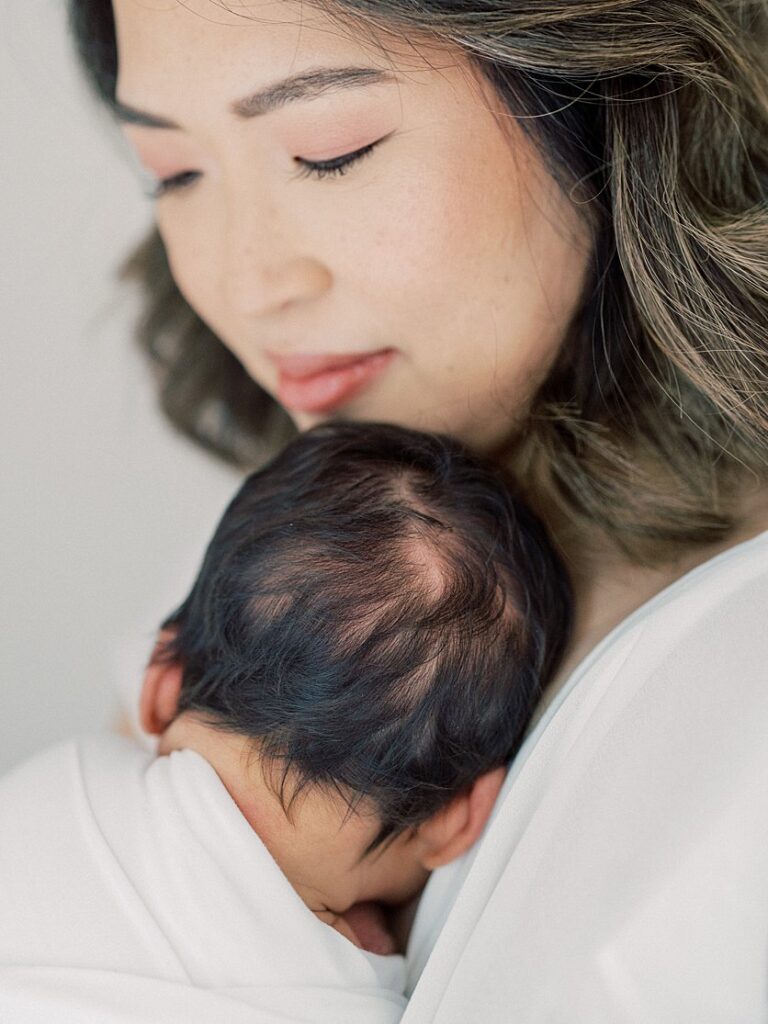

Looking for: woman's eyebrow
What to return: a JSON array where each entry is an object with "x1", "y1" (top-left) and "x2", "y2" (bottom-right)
[{"x1": 114, "y1": 66, "x2": 398, "y2": 130}]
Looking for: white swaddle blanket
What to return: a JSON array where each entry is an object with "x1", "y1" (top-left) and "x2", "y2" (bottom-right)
[{"x1": 0, "y1": 734, "x2": 406, "y2": 1024}]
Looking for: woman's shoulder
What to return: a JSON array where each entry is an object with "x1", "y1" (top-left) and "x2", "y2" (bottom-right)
[
  {"x1": 527, "y1": 523, "x2": 768, "y2": 801},
  {"x1": 635, "y1": 519, "x2": 768, "y2": 619},
  {"x1": 577, "y1": 522, "x2": 768, "y2": 683},
  {"x1": 525, "y1": 521, "x2": 768, "y2": 752},
  {"x1": 405, "y1": 528, "x2": 768, "y2": 1019}
]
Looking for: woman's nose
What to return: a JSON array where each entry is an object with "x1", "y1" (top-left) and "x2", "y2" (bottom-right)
[
  {"x1": 221, "y1": 203, "x2": 332, "y2": 318},
  {"x1": 225, "y1": 256, "x2": 332, "y2": 318}
]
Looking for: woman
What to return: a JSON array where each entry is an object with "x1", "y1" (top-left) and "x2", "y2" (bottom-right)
[{"x1": 68, "y1": 0, "x2": 768, "y2": 1019}]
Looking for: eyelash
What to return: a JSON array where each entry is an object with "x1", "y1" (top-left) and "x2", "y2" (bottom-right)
[
  {"x1": 294, "y1": 141, "x2": 378, "y2": 181},
  {"x1": 146, "y1": 141, "x2": 379, "y2": 200}
]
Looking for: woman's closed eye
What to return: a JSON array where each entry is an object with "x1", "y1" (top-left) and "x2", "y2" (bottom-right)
[
  {"x1": 143, "y1": 138, "x2": 384, "y2": 200},
  {"x1": 144, "y1": 170, "x2": 199, "y2": 200},
  {"x1": 293, "y1": 140, "x2": 379, "y2": 181}
]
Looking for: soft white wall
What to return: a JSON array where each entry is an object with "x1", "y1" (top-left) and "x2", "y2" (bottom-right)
[{"x1": 1, "y1": 2, "x2": 240, "y2": 771}]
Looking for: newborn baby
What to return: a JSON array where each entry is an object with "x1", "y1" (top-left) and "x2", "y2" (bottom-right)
[{"x1": 0, "y1": 422, "x2": 571, "y2": 1024}]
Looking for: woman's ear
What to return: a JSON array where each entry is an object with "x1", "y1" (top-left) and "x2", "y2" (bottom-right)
[
  {"x1": 139, "y1": 627, "x2": 183, "y2": 736},
  {"x1": 415, "y1": 766, "x2": 506, "y2": 870}
]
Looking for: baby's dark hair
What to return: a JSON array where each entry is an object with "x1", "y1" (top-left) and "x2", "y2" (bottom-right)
[{"x1": 162, "y1": 422, "x2": 571, "y2": 851}]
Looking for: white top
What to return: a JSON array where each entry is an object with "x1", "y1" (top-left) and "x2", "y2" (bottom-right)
[
  {"x1": 403, "y1": 528, "x2": 768, "y2": 1023},
  {"x1": 0, "y1": 734, "x2": 406, "y2": 1024}
]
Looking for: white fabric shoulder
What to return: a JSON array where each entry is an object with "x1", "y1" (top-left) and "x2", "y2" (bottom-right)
[
  {"x1": 0, "y1": 734, "x2": 405, "y2": 1023},
  {"x1": 404, "y1": 528, "x2": 768, "y2": 1023}
]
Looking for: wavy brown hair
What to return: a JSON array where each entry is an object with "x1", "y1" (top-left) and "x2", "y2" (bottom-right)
[{"x1": 68, "y1": 0, "x2": 768, "y2": 563}]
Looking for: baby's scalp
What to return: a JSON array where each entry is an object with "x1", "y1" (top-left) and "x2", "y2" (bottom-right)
[{"x1": 161, "y1": 422, "x2": 573, "y2": 850}]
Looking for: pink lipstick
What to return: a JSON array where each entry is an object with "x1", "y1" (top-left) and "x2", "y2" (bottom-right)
[{"x1": 269, "y1": 349, "x2": 395, "y2": 414}]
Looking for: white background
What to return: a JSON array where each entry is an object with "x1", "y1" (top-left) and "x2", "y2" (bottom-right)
[{"x1": 1, "y1": 2, "x2": 240, "y2": 771}]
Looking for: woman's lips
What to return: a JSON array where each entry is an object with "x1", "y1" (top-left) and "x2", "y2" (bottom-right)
[{"x1": 270, "y1": 349, "x2": 395, "y2": 414}]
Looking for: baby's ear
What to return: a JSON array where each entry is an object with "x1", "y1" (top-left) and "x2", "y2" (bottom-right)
[
  {"x1": 415, "y1": 767, "x2": 506, "y2": 870},
  {"x1": 139, "y1": 627, "x2": 183, "y2": 736}
]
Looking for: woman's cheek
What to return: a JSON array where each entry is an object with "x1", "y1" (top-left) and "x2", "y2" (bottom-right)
[
  {"x1": 358, "y1": 129, "x2": 513, "y2": 308},
  {"x1": 351, "y1": 174, "x2": 460, "y2": 305},
  {"x1": 157, "y1": 209, "x2": 223, "y2": 328}
]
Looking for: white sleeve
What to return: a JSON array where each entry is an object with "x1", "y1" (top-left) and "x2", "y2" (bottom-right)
[{"x1": 404, "y1": 532, "x2": 768, "y2": 1024}]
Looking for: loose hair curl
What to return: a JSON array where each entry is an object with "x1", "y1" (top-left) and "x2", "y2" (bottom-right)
[{"x1": 68, "y1": 0, "x2": 768, "y2": 562}]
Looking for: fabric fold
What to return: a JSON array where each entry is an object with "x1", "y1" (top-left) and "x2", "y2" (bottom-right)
[{"x1": 0, "y1": 735, "x2": 406, "y2": 1023}]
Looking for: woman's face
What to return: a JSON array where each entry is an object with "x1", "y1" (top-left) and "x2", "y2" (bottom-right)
[{"x1": 114, "y1": 0, "x2": 592, "y2": 452}]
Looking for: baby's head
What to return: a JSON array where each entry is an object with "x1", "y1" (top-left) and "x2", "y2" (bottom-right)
[{"x1": 141, "y1": 423, "x2": 571, "y2": 930}]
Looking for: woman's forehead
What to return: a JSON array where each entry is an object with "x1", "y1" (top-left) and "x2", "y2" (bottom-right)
[
  {"x1": 112, "y1": 0, "x2": 437, "y2": 78},
  {"x1": 112, "y1": 0, "x2": 359, "y2": 85},
  {"x1": 111, "y1": 0, "x2": 461, "y2": 127}
]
